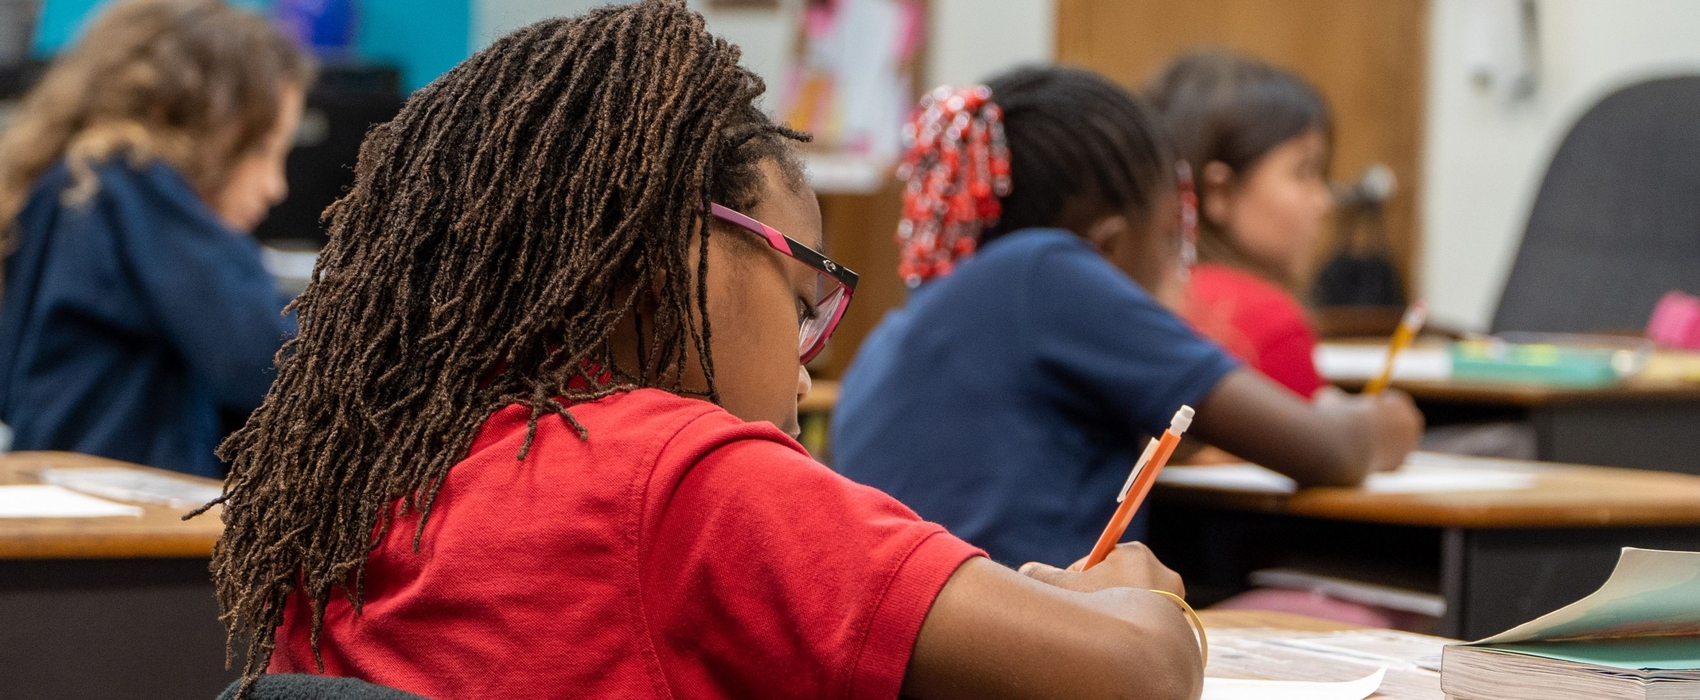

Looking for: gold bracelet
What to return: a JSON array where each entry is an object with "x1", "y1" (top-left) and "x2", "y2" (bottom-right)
[{"x1": 1146, "y1": 589, "x2": 1208, "y2": 666}]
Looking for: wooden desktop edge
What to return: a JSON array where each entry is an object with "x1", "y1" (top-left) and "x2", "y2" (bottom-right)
[
  {"x1": 0, "y1": 451, "x2": 224, "y2": 560},
  {"x1": 1197, "y1": 609, "x2": 1368, "y2": 633}
]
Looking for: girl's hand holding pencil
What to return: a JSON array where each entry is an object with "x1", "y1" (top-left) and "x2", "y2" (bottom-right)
[{"x1": 1018, "y1": 542, "x2": 1184, "y2": 596}]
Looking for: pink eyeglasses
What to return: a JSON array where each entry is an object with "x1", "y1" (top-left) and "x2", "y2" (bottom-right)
[{"x1": 710, "y1": 203, "x2": 859, "y2": 363}]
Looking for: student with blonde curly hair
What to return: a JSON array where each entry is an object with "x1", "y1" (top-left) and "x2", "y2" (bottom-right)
[{"x1": 0, "y1": 0, "x2": 314, "y2": 476}]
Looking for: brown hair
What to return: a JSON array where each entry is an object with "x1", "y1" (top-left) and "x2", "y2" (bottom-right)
[
  {"x1": 199, "y1": 0, "x2": 806, "y2": 692},
  {"x1": 1146, "y1": 51, "x2": 1331, "y2": 285},
  {"x1": 0, "y1": 0, "x2": 314, "y2": 258}
]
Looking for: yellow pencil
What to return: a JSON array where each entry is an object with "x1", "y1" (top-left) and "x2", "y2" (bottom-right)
[{"x1": 1364, "y1": 301, "x2": 1428, "y2": 395}]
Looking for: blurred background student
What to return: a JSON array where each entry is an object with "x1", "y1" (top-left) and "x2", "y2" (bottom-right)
[
  {"x1": 1151, "y1": 52, "x2": 1350, "y2": 399},
  {"x1": 1149, "y1": 51, "x2": 1428, "y2": 466},
  {"x1": 0, "y1": 0, "x2": 312, "y2": 477}
]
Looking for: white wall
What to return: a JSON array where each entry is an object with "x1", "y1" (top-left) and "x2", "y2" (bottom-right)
[
  {"x1": 1422, "y1": 0, "x2": 1700, "y2": 332},
  {"x1": 927, "y1": 0, "x2": 1055, "y2": 86}
]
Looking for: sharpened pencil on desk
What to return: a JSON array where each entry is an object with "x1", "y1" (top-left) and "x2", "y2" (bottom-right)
[
  {"x1": 1363, "y1": 301, "x2": 1428, "y2": 395},
  {"x1": 1083, "y1": 405, "x2": 1194, "y2": 570}
]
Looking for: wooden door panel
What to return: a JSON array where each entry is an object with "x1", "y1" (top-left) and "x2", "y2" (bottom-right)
[{"x1": 1057, "y1": 0, "x2": 1428, "y2": 297}]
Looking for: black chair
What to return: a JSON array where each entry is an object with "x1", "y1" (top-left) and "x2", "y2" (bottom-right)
[
  {"x1": 1491, "y1": 75, "x2": 1700, "y2": 334},
  {"x1": 217, "y1": 674, "x2": 429, "y2": 700}
]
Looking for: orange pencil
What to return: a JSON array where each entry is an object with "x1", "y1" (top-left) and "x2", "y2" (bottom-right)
[
  {"x1": 1083, "y1": 405, "x2": 1194, "y2": 570},
  {"x1": 1363, "y1": 301, "x2": 1428, "y2": 395}
]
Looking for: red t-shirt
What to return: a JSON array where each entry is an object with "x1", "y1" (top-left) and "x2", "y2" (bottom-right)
[
  {"x1": 1182, "y1": 263, "x2": 1327, "y2": 398},
  {"x1": 269, "y1": 388, "x2": 982, "y2": 699}
]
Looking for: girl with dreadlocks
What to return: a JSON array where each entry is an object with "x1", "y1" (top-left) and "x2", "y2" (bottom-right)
[
  {"x1": 211, "y1": 3, "x2": 1205, "y2": 698},
  {"x1": 833, "y1": 66, "x2": 1422, "y2": 569},
  {"x1": 0, "y1": 0, "x2": 312, "y2": 477}
]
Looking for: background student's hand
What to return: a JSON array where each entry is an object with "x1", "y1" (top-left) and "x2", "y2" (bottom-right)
[
  {"x1": 1017, "y1": 542, "x2": 1184, "y2": 597},
  {"x1": 1314, "y1": 386, "x2": 1423, "y2": 472},
  {"x1": 1368, "y1": 388, "x2": 1424, "y2": 472},
  {"x1": 1195, "y1": 369, "x2": 1425, "y2": 488}
]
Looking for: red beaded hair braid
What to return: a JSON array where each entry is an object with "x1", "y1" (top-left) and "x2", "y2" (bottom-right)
[{"x1": 895, "y1": 85, "x2": 1012, "y2": 287}]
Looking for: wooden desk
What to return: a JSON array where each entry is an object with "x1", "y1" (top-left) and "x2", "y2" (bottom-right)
[
  {"x1": 0, "y1": 451, "x2": 233, "y2": 698},
  {"x1": 0, "y1": 452, "x2": 223, "y2": 558},
  {"x1": 1151, "y1": 457, "x2": 1700, "y2": 641}
]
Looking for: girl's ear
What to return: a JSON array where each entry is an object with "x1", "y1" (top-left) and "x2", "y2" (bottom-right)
[
  {"x1": 1084, "y1": 214, "x2": 1132, "y2": 256},
  {"x1": 1201, "y1": 160, "x2": 1236, "y2": 228}
]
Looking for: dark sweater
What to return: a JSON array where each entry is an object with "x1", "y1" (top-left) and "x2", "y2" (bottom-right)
[{"x1": 0, "y1": 159, "x2": 293, "y2": 477}]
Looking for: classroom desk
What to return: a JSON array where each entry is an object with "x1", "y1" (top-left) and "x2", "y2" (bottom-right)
[
  {"x1": 1326, "y1": 342, "x2": 1700, "y2": 474},
  {"x1": 0, "y1": 451, "x2": 233, "y2": 699},
  {"x1": 1149, "y1": 458, "x2": 1700, "y2": 641}
]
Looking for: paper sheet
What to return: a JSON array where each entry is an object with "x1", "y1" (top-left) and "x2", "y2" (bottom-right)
[
  {"x1": 1159, "y1": 452, "x2": 1538, "y2": 494},
  {"x1": 0, "y1": 484, "x2": 144, "y2": 518},
  {"x1": 42, "y1": 467, "x2": 223, "y2": 508},
  {"x1": 1208, "y1": 629, "x2": 1440, "y2": 700},
  {"x1": 1202, "y1": 668, "x2": 1385, "y2": 700},
  {"x1": 1315, "y1": 344, "x2": 1452, "y2": 381}
]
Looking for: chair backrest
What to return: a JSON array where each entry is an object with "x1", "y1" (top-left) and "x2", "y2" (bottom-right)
[{"x1": 1491, "y1": 76, "x2": 1700, "y2": 334}]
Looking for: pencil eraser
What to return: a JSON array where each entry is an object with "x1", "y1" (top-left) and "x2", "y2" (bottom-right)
[{"x1": 1171, "y1": 405, "x2": 1195, "y2": 433}]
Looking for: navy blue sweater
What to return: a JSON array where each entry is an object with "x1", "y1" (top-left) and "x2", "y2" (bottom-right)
[{"x1": 0, "y1": 160, "x2": 293, "y2": 477}]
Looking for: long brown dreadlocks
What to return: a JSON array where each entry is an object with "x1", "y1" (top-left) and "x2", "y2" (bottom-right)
[{"x1": 199, "y1": 0, "x2": 807, "y2": 688}]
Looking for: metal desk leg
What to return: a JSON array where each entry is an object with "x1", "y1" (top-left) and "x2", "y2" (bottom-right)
[{"x1": 1439, "y1": 527, "x2": 1466, "y2": 639}]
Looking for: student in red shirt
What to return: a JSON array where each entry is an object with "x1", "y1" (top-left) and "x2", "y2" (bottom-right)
[
  {"x1": 202, "y1": 3, "x2": 1204, "y2": 699},
  {"x1": 1149, "y1": 52, "x2": 1414, "y2": 407}
]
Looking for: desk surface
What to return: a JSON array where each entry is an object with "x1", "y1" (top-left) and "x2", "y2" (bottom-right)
[
  {"x1": 1157, "y1": 458, "x2": 1700, "y2": 529},
  {"x1": 0, "y1": 451, "x2": 222, "y2": 559}
]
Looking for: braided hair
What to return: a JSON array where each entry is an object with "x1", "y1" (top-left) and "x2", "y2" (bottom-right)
[
  {"x1": 894, "y1": 65, "x2": 1175, "y2": 284},
  {"x1": 201, "y1": 0, "x2": 806, "y2": 689}
]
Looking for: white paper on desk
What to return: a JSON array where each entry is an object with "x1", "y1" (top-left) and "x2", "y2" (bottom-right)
[
  {"x1": 1202, "y1": 667, "x2": 1385, "y2": 700},
  {"x1": 1160, "y1": 464, "x2": 1301, "y2": 493},
  {"x1": 0, "y1": 484, "x2": 144, "y2": 518},
  {"x1": 1160, "y1": 452, "x2": 1538, "y2": 494},
  {"x1": 1315, "y1": 344, "x2": 1451, "y2": 381},
  {"x1": 42, "y1": 467, "x2": 223, "y2": 508}
]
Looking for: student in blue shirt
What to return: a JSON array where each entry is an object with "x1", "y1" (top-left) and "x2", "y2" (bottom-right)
[
  {"x1": 0, "y1": 0, "x2": 314, "y2": 477},
  {"x1": 834, "y1": 66, "x2": 1423, "y2": 568}
]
